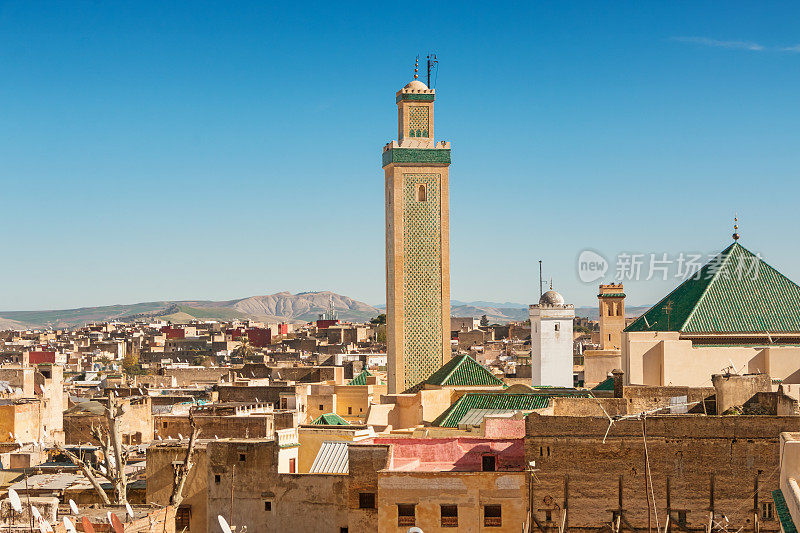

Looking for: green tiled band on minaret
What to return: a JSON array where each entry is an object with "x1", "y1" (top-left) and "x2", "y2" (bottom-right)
[{"x1": 382, "y1": 148, "x2": 451, "y2": 167}]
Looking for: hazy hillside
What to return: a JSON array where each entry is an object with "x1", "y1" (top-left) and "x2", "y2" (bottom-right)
[
  {"x1": 0, "y1": 292, "x2": 651, "y2": 330},
  {"x1": 0, "y1": 292, "x2": 381, "y2": 330}
]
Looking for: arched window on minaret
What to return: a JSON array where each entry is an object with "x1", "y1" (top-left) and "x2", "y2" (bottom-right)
[{"x1": 417, "y1": 184, "x2": 427, "y2": 202}]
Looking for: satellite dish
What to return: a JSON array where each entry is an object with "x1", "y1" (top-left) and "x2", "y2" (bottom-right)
[
  {"x1": 106, "y1": 511, "x2": 113, "y2": 525},
  {"x1": 63, "y1": 516, "x2": 76, "y2": 533},
  {"x1": 8, "y1": 488, "x2": 22, "y2": 512},
  {"x1": 38, "y1": 519, "x2": 48, "y2": 533},
  {"x1": 99, "y1": 464, "x2": 107, "y2": 474},
  {"x1": 218, "y1": 515, "x2": 232, "y2": 533},
  {"x1": 125, "y1": 502, "x2": 134, "y2": 520},
  {"x1": 8, "y1": 432, "x2": 13, "y2": 439},
  {"x1": 408, "y1": 528, "x2": 424, "y2": 533},
  {"x1": 69, "y1": 499, "x2": 79, "y2": 515},
  {"x1": 110, "y1": 512, "x2": 124, "y2": 533},
  {"x1": 31, "y1": 506, "x2": 42, "y2": 521},
  {"x1": 214, "y1": 434, "x2": 218, "y2": 440},
  {"x1": 81, "y1": 516, "x2": 95, "y2": 533},
  {"x1": 178, "y1": 433, "x2": 184, "y2": 440},
  {"x1": 157, "y1": 436, "x2": 162, "y2": 441}
]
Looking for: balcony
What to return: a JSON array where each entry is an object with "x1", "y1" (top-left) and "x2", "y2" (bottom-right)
[{"x1": 484, "y1": 517, "x2": 502, "y2": 527}]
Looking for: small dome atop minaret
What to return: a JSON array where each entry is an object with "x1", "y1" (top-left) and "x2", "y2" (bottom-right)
[{"x1": 404, "y1": 80, "x2": 429, "y2": 91}]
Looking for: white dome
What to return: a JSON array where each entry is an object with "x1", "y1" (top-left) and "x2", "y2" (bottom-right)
[
  {"x1": 404, "y1": 80, "x2": 429, "y2": 90},
  {"x1": 539, "y1": 290, "x2": 565, "y2": 306}
]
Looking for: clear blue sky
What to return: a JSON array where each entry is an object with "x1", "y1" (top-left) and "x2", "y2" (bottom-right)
[{"x1": 2, "y1": 1, "x2": 800, "y2": 311}]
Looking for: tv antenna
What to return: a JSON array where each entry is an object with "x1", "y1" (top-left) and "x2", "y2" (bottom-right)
[{"x1": 426, "y1": 53, "x2": 439, "y2": 88}]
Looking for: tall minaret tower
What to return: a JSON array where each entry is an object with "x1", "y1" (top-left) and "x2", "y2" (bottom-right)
[{"x1": 382, "y1": 68, "x2": 452, "y2": 394}]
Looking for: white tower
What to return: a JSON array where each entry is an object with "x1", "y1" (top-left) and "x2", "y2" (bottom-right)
[{"x1": 530, "y1": 288, "x2": 575, "y2": 387}]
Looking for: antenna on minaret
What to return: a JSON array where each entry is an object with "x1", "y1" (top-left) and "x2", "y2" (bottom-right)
[
  {"x1": 426, "y1": 53, "x2": 438, "y2": 88},
  {"x1": 413, "y1": 56, "x2": 419, "y2": 80},
  {"x1": 539, "y1": 261, "x2": 543, "y2": 299}
]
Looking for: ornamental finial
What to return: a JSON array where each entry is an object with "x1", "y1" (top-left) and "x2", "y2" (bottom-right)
[
  {"x1": 733, "y1": 214, "x2": 740, "y2": 241},
  {"x1": 414, "y1": 56, "x2": 419, "y2": 80}
]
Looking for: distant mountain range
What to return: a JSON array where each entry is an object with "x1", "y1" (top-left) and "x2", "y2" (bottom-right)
[{"x1": 0, "y1": 292, "x2": 651, "y2": 330}]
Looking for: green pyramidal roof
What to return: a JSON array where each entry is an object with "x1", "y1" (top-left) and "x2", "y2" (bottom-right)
[
  {"x1": 403, "y1": 354, "x2": 506, "y2": 393},
  {"x1": 311, "y1": 413, "x2": 350, "y2": 426},
  {"x1": 626, "y1": 242, "x2": 800, "y2": 334},
  {"x1": 347, "y1": 369, "x2": 372, "y2": 386}
]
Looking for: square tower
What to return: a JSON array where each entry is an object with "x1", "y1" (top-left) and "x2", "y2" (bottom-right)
[
  {"x1": 598, "y1": 283, "x2": 625, "y2": 350},
  {"x1": 382, "y1": 78, "x2": 452, "y2": 394},
  {"x1": 530, "y1": 289, "x2": 575, "y2": 388}
]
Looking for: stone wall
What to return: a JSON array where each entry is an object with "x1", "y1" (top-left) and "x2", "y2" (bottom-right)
[{"x1": 525, "y1": 414, "x2": 799, "y2": 531}]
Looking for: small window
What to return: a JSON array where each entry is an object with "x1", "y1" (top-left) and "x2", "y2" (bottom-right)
[
  {"x1": 761, "y1": 502, "x2": 774, "y2": 521},
  {"x1": 289, "y1": 458, "x2": 296, "y2": 473},
  {"x1": 441, "y1": 504, "x2": 458, "y2": 527},
  {"x1": 484, "y1": 505, "x2": 502, "y2": 527},
  {"x1": 163, "y1": 422, "x2": 168, "y2": 429},
  {"x1": 319, "y1": 404, "x2": 324, "y2": 410},
  {"x1": 214, "y1": 474, "x2": 221, "y2": 484},
  {"x1": 398, "y1": 504, "x2": 415, "y2": 526},
  {"x1": 482, "y1": 455, "x2": 496, "y2": 472},
  {"x1": 175, "y1": 507, "x2": 191, "y2": 531},
  {"x1": 359, "y1": 492, "x2": 375, "y2": 509},
  {"x1": 554, "y1": 323, "x2": 560, "y2": 332},
  {"x1": 417, "y1": 184, "x2": 427, "y2": 202},
  {"x1": 545, "y1": 510, "x2": 552, "y2": 522},
  {"x1": 670, "y1": 510, "x2": 688, "y2": 526},
  {"x1": 264, "y1": 501, "x2": 271, "y2": 511},
  {"x1": 348, "y1": 407, "x2": 352, "y2": 415},
  {"x1": 239, "y1": 453, "x2": 246, "y2": 462}
]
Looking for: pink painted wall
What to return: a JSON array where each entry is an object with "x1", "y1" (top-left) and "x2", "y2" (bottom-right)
[{"x1": 372, "y1": 437, "x2": 525, "y2": 471}]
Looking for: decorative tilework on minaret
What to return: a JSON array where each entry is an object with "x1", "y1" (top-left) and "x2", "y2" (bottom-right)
[{"x1": 382, "y1": 77, "x2": 452, "y2": 394}]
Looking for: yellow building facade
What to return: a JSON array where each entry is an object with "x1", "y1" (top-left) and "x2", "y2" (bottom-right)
[{"x1": 383, "y1": 76, "x2": 452, "y2": 394}]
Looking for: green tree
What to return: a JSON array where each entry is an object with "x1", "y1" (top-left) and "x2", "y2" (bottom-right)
[
  {"x1": 480, "y1": 314, "x2": 489, "y2": 327},
  {"x1": 371, "y1": 313, "x2": 387, "y2": 325}
]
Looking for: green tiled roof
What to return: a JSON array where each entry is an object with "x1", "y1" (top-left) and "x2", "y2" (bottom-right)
[
  {"x1": 625, "y1": 242, "x2": 800, "y2": 333},
  {"x1": 432, "y1": 393, "x2": 550, "y2": 427},
  {"x1": 599, "y1": 293, "x2": 626, "y2": 298},
  {"x1": 773, "y1": 489, "x2": 797, "y2": 533},
  {"x1": 592, "y1": 377, "x2": 615, "y2": 391},
  {"x1": 311, "y1": 413, "x2": 350, "y2": 426},
  {"x1": 347, "y1": 369, "x2": 372, "y2": 386},
  {"x1": 403, "y1": 354, "x2": 505, "y2": 393}
]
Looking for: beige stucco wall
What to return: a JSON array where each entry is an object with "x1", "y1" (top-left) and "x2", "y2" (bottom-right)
[
  {"x1": 376, "y1": 471, "x2": 528, "y2": 532},
  {"x1": 583, "y1": 349, "x2": 621, "y2": 386},
  {"x1": 624, "y1": 332, "x2": 800, "y2": 386}
]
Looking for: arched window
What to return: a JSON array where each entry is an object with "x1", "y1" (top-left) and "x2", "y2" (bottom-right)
[
  {"x1": 417, "y1": 184, "x2": 427, "y2": 202},
  {"x1": 409, "y1": 129, "x2": 415, "y2": 137},
  {"x1": 416, "y1": 129, "x2": 422, "y2": 137}
]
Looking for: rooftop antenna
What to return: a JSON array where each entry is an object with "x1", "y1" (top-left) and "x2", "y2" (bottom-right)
[
  {"x1": 539, "y1": 261, "x2": 543, "y2": 299},
  {"x1": 426, "y1": 53, "x2": 439, "y2": 88}
]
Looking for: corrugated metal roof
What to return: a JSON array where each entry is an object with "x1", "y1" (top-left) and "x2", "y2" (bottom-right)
[
  {"x1": 626, "y1": 242, "x2": 800, "y2": 333},
  {"x1": 309, "y1": 441, "x2": 349, "y2": 474},
  {"x1": 457, "y1": 408, "x2": 525, "y2": 427}
]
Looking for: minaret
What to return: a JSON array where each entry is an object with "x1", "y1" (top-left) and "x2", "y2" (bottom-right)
[{"x1": 382, "y1": 65, "x2": 452, "y2": 394}]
